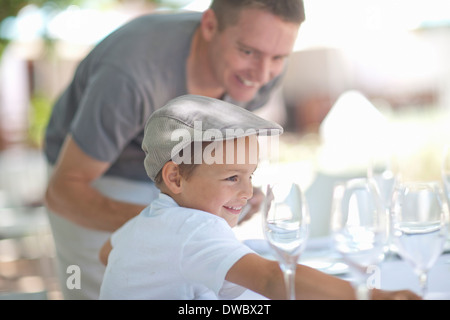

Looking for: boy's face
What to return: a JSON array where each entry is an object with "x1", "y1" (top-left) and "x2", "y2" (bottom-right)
[
  {"x1": 176, "y1": 136, "x2": 258, "y2": 227},
  {"x1": 206, "y1": 8, "x2": 299, "y2": 102}
]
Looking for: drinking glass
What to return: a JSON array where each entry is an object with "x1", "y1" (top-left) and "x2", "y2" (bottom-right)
[
  {"x1": 331, "y1": 178, "x2": 388, "y2": 298},
  {"x1": 367, "y1": 155, "x2": 399, "y2": 257},
  {"x1": 262, "y1": 182, "x2": 310, "y2": 300},
  {"x1": 391, "y1": 182, "x2": 449, "y2": 297},
  {"x1": 367, "y1": 155, "x2": 398, "y2": 212}
]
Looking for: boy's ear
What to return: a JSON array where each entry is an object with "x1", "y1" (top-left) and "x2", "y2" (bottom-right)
[
  {"x1": 161, "y1": 161, "x2": 182, "y2": 194},
  {"x1": 200, "y1": 8, "x2": 218, "y2": 41}
]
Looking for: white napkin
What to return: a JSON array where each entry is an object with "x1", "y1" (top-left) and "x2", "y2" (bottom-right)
[{"x1": 318, "y1": 90, "x2": 390, "y2": 174}]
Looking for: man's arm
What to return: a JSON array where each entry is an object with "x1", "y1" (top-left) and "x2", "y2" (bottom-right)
[
  {"x1": 45, "y1": 135, "x2": 146, "y2": 232},
  {"x1": 226, "y1": 253, "x2": 421, "y2": 300},
  {"x1": 99, "y1": 238, "x2": 113, "y2": 266}
]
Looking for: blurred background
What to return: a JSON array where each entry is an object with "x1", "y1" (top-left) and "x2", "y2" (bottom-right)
[{"x1": 0, "y1": 0, "x2": 449, "y2": 299}]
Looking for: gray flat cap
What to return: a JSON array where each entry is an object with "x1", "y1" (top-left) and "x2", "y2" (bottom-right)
[{"x1": 142, "y1": 94, "x2": 283, "y2": 181}]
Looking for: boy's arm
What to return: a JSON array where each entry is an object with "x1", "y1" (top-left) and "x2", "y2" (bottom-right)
[
  {"x1": 226, "y1": 253, "x2": 421, "y2": 300},
  {"x1": 226, "y1": 253, "x2": 355, "y2": 299},
  {"x1": 99, "y1": 238, "x2": 113, "y2": 266}
]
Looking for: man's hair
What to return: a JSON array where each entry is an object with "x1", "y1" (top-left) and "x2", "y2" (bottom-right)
[{"x1": 210, "y1": 0, "x2": 305, "y2": 31}]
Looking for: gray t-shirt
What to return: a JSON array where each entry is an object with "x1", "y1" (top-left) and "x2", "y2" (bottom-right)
[{"x1": 44, "y1": 11, "x2": 281, "y2": 181}]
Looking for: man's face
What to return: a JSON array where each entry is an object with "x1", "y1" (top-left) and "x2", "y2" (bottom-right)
[{"x1": 207, "y1": 8, "x2": 299, "y2": 102}]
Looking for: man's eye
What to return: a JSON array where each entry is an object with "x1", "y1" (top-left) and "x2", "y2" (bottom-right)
[
  {"x1": 240, "y1": 48, "x2": 253, "y2": 56},
  {"x1": 273, "y1": 55, "x2": 286, "y2": 61}
]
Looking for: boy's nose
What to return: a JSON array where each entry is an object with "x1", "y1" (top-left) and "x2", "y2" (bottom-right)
[{"x1": 240, "y1": 179, "x2": 254, "y2": 200}]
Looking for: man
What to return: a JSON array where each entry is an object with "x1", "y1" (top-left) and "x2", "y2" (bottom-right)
[{"x1": 44, "y1": 0, "x2": 305, "y2": 299}]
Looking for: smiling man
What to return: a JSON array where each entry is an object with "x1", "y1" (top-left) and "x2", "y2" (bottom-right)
[
  {"x1": 188, "y1": 1, "x2": 301, "y2": 102},
  {"x1": 44, "y1": 0, "x2": 305, "y2": 299}
]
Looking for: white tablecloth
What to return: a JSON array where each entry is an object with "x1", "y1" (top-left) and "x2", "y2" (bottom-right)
[
  {"x1": 236, "y1": 238, "x2": 450, "y2": 300},
  {"x1": 379, "y1": 253, "x2": 450, "y2": 299}
]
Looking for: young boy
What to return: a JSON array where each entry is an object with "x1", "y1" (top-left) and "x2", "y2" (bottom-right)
[{"x1": 99, "y1": 95, "x2": 420, "y2": 300}]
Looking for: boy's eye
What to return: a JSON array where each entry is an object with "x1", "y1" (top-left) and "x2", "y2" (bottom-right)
[{"x1": 226, "y1": 175, "x2": 238, "y2": 182}]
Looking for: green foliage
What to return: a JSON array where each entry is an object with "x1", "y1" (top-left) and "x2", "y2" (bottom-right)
[
  {"x1": 1, "y1": 0, "x2": 74, "y2": 23},
  {"x1": 1, "y1": 0, "x2": 186, "y2": 148},
  {"x1": 0, "y1": 0, "x2": 180, "y2": 23},
  {"x1": 28, "y1": 93, "x2": 52, "y2": 148}
]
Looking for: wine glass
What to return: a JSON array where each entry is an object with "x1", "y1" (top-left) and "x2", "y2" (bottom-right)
[
  {"x1": 331, "y1": 178, "x2": 388, "y2": 298},
  {"x1": 367, "y1": 154, "x2": 399, "y2": 257},
  {"x1": 391, "y1": 181, "x2": 449, "y2": 298},
  {"x1": 262, "y1": 182, "x2": 310, "y2": 300},
  {"x1": 367, "y1": 154, "x2": 399, "y2": 212}
]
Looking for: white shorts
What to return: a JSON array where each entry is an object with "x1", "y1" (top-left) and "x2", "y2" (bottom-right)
[{"x1": 46, "y1": 166, "x2": 159, "y2": 299}]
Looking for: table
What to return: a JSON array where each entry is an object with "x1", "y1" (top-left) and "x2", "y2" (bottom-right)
[
  {"x1": 235, "y1": 237, "x2": 450, "y2": 300},
  {"x1": 380, "y1": 253, "x2": 450, "y2": 299}
]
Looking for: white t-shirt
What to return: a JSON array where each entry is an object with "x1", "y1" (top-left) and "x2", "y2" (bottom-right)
[{"x1": 99, "y1": 193, "x2": 255, "y2": 300}]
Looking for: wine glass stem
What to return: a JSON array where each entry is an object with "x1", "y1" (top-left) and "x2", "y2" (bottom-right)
[
  {"x1": 418, "y1": 272, "x2": 428, "y2": 298},
  {"x1": 282, "y1": 264, "x2": 296, "y2": 300}
]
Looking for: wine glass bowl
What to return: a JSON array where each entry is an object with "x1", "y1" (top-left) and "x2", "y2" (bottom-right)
[
  {"x1": 367, "y1": 155, "x2": 398, "y2": 213},
  {"x1": 391, "y1": 181, "x2": 449, "y2": 297},
  {"x1": 262, "y1": 182, "x2": 310, "y2": 300}
]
